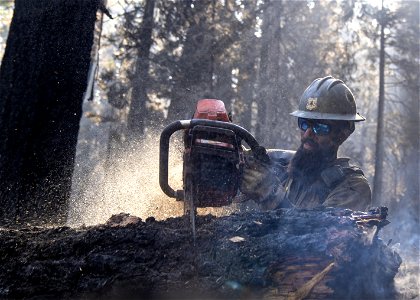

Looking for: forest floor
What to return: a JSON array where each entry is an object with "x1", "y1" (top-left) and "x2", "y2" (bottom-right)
[{"x1": 0, "y1": 207, "x2": 415, "y2": 300}]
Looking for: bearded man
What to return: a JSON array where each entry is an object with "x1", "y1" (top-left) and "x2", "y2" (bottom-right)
[{"x1": 240, "y1": 76, "x2": 371, "y2": 211}]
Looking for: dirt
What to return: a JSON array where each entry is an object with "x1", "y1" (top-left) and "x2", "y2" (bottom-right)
[{"x1": 0, "y1": 207, "x2": 402, "y2": 299}]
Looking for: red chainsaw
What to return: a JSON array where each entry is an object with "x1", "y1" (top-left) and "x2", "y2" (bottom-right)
[{"x1": 159, "y1": 99, "x2": 269, "y2": 238}]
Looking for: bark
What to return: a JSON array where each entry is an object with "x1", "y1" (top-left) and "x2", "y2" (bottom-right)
[{"x1": 0, "y1": 0, "x2": 99, "y2": 224}]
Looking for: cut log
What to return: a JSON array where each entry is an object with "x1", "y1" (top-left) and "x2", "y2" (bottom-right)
[{"x1": 0, "y1": 207, "x2": 402, "y2": 299}]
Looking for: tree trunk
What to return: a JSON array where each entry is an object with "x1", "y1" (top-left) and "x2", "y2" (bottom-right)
[
  {"x1": 234, "y1": 1, "x2": 259, "y2": 132},
  {"x1": 255, "y1": 0, "x2": 282, "y2": 146},
  {"x1": 127, "y1": 0, "x2": 156, "y2": 140},
  {"x1": 0, "y1": 0, "x2": 99, "y2": 225},
  {"x1": 372, "y1": 0, "x2": 386, "y2": 206}
]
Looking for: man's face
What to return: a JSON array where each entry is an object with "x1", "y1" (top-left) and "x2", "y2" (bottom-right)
[
  {"x1": 298, "y1": 118, "x2": 338, "y2": 154},
  {"x1": 289, "y1": 118, "x2": 346, "y2": 179}
]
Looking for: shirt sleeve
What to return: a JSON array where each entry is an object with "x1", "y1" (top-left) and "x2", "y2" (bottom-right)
[{"x1": 322, "y1": 173, "x2": 372, "y2": 211}]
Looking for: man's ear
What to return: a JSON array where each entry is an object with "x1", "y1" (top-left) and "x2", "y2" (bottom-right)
[
  {"x1": 333, "y1": 121, "x2": 354, "y2": 145},
  {"x1": 335, "y1": 129, "x2": 351, "y2": 145}
]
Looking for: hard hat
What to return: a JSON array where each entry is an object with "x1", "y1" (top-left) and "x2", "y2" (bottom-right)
[{"x1": 290, "y1": 76, "x2": 365, "y2": 121}]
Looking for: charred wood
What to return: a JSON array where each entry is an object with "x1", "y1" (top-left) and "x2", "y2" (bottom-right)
[{"x1": 0, "y1": 207, "x2": 401, "y2": 299}]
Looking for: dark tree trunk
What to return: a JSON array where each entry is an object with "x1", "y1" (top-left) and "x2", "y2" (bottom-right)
[
  {"x1": 372, "y1": 0, "x2": 386, "y2": 206},
  {"x1": 255, "y1": 0, "x2": 282, "y2": 146},
  {"x1": 127, "y1": 0, "x2": 156, "y2": 139},
  {"x1": 234, "y1": 2, "x2": 259, "y2": 132},
  {"x1": 0, "y1": 0, "x2": 99, "y2": 225}
]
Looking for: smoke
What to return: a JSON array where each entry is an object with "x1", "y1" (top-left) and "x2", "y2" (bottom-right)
[
  {"x1": 380, "y1": 213, "x2": 420, "y2": 299},
  {"x1": 393, "y1": 245, "x2": 420, "y2": 299}
]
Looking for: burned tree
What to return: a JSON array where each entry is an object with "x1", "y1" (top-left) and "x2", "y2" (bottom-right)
[
  {"x1": 0, "y1": 207, "x2": 402, "y2": 299},
  {"x1": 0, "y1": 0, "x2": 100, "y2": 224}
]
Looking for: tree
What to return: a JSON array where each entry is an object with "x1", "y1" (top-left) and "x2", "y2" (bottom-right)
[
  {"x1": 253, "y1": 0, "x2": 359, "y2": 148},
  {"x1": 255, "y1": 0, "x2": 283, "y2": 145},
  {"x1": 372, "y1": 0, "x2": 387, "y2": 206},
  {"x1": 232, "y1": 1, "x2": 260, "y2": 131},
  {"x1": 126, "y1": 0, "x2": 156, "y2": 139},
  {"x1": 382, "y1": 0, "x2": 420, "y2": 235},
  {"x1": 352, "y1": 0, "x2": 419, "y2": 211},
  {"x1": 0, "y1": 0, "x2": 100, "y2": 224},
  {"x1": 166, "y1": 0, "x2": 218, "y2": 122}
]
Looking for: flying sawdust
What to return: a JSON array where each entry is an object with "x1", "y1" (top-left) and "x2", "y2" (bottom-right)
[{"x1": 67, "y1": 132, "x2": 238, "y2": 227}]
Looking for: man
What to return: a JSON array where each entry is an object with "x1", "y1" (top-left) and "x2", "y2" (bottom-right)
[{"x1": 240, "y1": 76, "x2": 371, "y2": 211}]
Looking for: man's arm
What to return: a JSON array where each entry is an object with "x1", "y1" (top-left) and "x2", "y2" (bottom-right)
[{"x1": 239, "y1": 149, "x2": 292, "y2": 210}]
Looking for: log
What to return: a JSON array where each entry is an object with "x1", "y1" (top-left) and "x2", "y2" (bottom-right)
[{"x1": 0, "y1": 207, "x2": 401, "y2": 299}]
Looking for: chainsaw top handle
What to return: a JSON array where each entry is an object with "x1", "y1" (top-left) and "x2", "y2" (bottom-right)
[{"x1": 159, "y1": 119, "x2": 270, "y2": 199}]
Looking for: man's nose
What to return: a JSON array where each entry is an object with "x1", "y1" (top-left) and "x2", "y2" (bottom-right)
[{"x1": 302, "y1": 127, "x2": 315, "y2": 138}]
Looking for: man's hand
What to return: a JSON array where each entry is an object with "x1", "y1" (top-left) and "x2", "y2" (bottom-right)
[{"x1": 240, "y1": 157, "x2": 279, "y2": 202}]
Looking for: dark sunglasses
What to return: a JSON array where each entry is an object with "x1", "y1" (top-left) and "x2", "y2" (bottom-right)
[{"x1": 298, "y1": 118, "x2": 331, "y2": 135}]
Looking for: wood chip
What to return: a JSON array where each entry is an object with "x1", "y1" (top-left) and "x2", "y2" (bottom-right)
[{"x1": 229, "y1": 236, "x2": 246, "y2": 243}]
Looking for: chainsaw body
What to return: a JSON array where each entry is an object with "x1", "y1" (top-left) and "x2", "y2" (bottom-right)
[
  {"x1": 159, "y1": 99, "x2": 269, "y2": 237},
  {"x1": 183, "y1": 99, "x2": 243, "y2": 207}
]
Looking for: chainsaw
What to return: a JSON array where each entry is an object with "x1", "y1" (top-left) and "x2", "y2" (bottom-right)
[{"x1": 159, "y1": 99, "x2": 269, "y2": 239}]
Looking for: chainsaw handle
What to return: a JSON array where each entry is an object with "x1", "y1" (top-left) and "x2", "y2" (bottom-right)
[
  {"x1": 188, "y1": 119, "x2": 270, "y2": 163},
  {"x1": 159, "y1": 120, "x2": 190, "y2": 199},
  {"x1": 159, "y1": 119, "x2": 269, "y2": 199}
]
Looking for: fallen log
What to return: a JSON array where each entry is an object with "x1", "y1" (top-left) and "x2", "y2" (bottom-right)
[{"x1": 0, "y1": 207, "x2": 401, "y2": 299}]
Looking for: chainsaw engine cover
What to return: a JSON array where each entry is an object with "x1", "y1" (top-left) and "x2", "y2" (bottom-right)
[
  {"x1": 184, "y1": 124, "x2": 243, "y2": 207},
  {"x1": 193, "y1": 99, "x2": 230, "y2": 122}
]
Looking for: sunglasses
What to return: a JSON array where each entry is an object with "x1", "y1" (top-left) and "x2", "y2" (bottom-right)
[{"x1": 298, "y1": 118, "x2": 331, "y2": 135}]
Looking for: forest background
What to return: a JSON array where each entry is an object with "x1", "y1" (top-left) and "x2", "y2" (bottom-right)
[{"x1": 0, "y1": 0, "x2": 418, "y2": 252}]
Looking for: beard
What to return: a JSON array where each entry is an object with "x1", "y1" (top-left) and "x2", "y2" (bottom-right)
[{"x1": 288, "y1": 139, "x2": 336, "y2": 182}]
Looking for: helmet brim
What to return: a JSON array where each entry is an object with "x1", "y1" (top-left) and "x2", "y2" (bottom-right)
[{"x1": 290, "y1": 110, "x2": 366, "y2": 122}]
